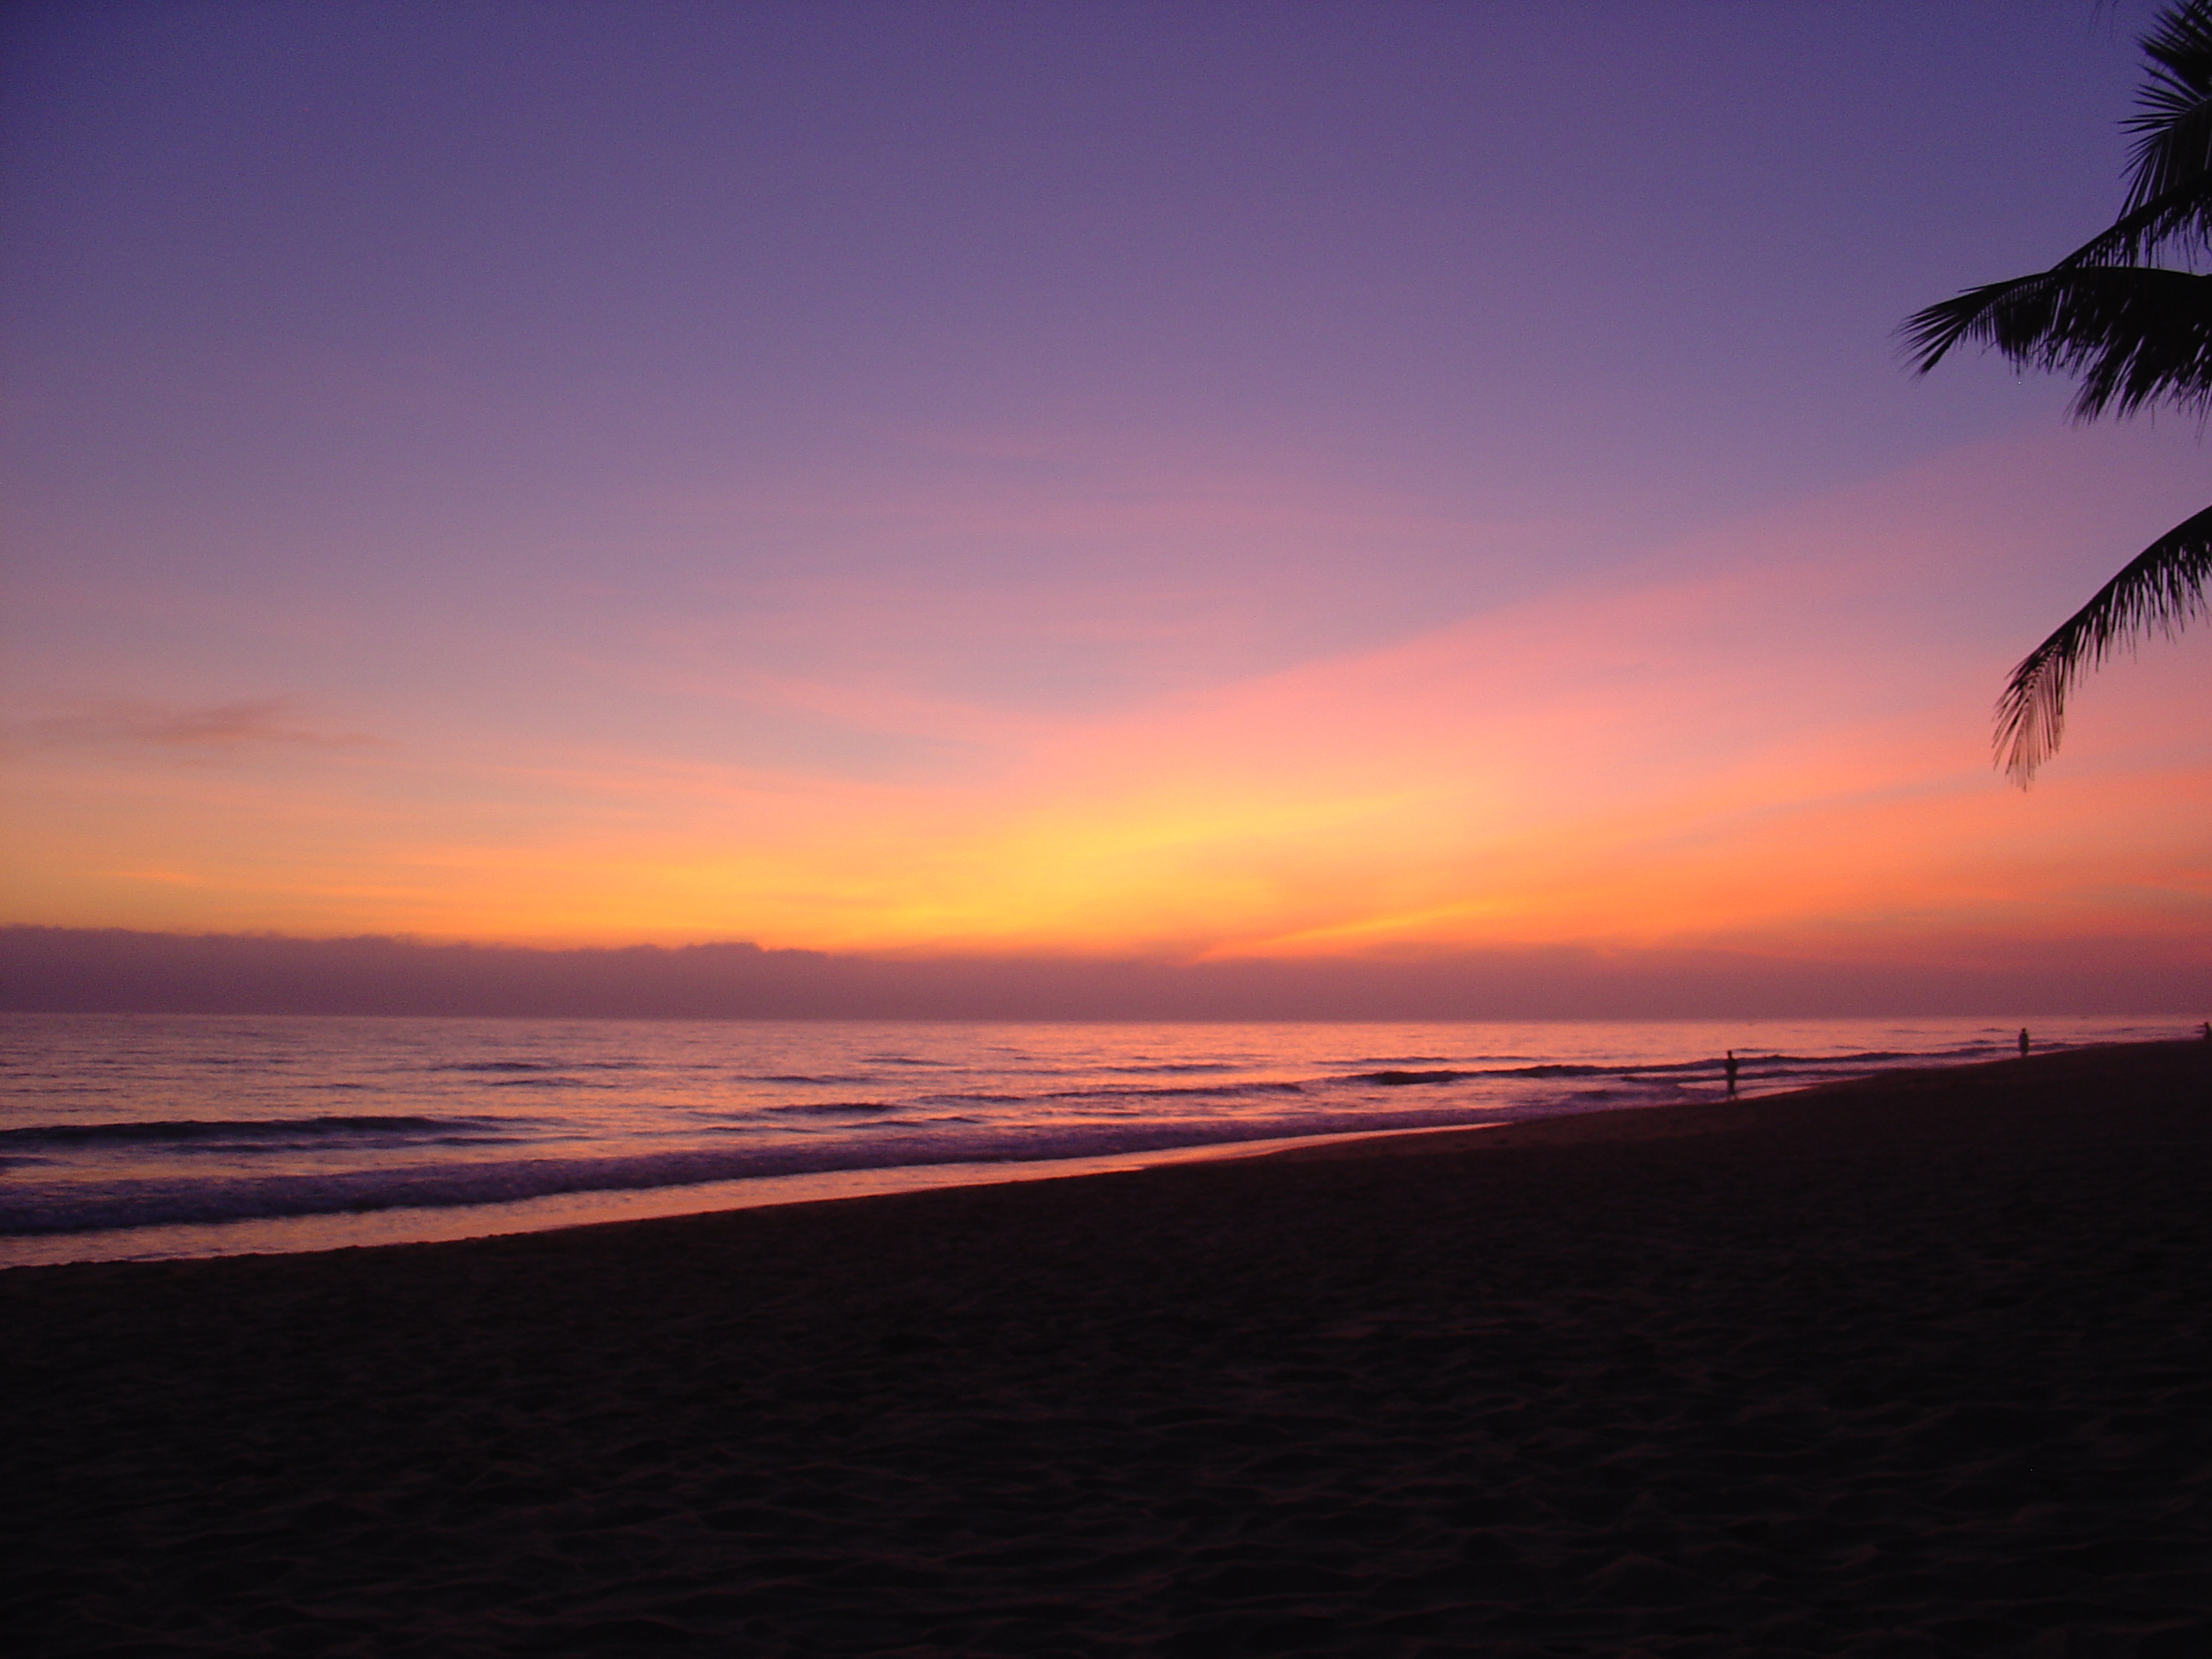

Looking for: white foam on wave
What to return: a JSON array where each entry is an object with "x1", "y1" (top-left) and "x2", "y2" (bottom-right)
[
  {"x1": 0, "y1": 1121, "x2": 1506, "y2": 1268},
  {"x1": 0, "y1": 1107, "x2": 1516, "y2": 1240}
]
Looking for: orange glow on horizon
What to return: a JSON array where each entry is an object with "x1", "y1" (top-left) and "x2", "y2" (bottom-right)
[{"x1": 5, "y1": 430, "x2": 2209, "y2": 979}]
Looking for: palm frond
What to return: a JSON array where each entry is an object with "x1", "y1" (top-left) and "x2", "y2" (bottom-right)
[
  {"x1": 1903, "y1": 4, "x2": 2212, "y2": 779},
  {"x1": 2056, "y1": 172, "x2": 2212, "y2": 265},
  {"x1": 1901, "y1": 264, "x2": 2212, "y2": 419},
  {"x1": 1996, "y1": 499, "x2": 2212, "y2": 782},
  {"x1": 2125, "y1": 1, "x2": 2212, "y2": 212}
]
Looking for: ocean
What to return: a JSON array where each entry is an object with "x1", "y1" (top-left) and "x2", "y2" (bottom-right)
[{"x1": 0, "y1": 1012, "x2": 2190, "y2": 1268}]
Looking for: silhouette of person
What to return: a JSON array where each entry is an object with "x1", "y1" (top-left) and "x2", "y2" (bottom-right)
[
  {"x1": 2018, "y1": 1027, "x2": 2030, "y2": 1058},
  {"x1": 2202, "y1": 1021, "x2": 2209, "y2": 1042},
  {"x1": 1724, "y1": 1050, "x2": 1739, "y2": 1096}
]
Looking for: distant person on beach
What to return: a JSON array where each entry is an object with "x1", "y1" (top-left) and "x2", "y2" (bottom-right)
[
  {"x1": 1725, "y1": 1051, "x2": 1739, "y2": 1096},
  {"x1": 2203, "y1": 1021, "x2": 2209, "y2": 1042},
  {"x1": 2019, "y1": 1028, "x2": 2031, "y2": 1058}
]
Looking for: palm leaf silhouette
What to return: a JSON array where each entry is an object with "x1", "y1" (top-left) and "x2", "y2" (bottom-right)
[
  {"x1": 1994, "y1": 504, "x2": 2212, "y2": 781},
  {"x1": 1902, "y1": 265, "x2": 2212, "y2": 420},
  {"x1": 1901, "y1": 0, "x2": 2212, "y2": 781}
]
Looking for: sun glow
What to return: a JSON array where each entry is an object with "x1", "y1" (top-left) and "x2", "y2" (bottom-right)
[{"x1": 6, "y1": 432, "x2": 2209, "y2": 981}]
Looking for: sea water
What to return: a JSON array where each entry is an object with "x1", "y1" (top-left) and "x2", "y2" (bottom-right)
[{"x1": 0, "y1": 1013, "x2": 2189, "y2": 1267}]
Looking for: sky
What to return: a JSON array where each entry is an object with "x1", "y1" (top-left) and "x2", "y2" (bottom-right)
[{"x1": 3, "y1": 0, "x2": 2208, "y2": 1013}]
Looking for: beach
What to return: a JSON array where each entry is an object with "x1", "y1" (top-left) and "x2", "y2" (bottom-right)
[{"x1": 5, "y1": 1039, "x2": 2208, "y2": 1656}]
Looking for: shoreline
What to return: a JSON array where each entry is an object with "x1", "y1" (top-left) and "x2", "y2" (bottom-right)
[
  {"x1": 0, "y1": 1034, "x2": 2106, "y2": 1271},
  {"x1": 7, "y1": 1039, "x2": 2208, "y2": 1655},
  {"x1": 0, "y1": 1117, "x2": 1522, "y2": 1272}
]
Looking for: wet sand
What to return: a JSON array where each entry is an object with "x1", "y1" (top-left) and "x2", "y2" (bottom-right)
[{"x1": 5, "y1": 1040, "x2": 2209, "y2": 1656}]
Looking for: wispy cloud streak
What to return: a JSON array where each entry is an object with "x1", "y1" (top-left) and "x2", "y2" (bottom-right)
[{"x1": 12, "y1": 699, "x2": 379, "y2": 756}]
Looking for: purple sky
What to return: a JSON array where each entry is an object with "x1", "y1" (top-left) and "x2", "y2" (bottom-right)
[
  {"x1": 6, "y1": 0, "x2": 2146, "y2": 676},
  {"x1": 3, "y1": 1, "x2": 2206, "y2": 1012}
]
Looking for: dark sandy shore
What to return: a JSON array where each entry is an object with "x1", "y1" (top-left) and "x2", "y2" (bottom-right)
[{"x1": 5, "y1": 1041, "x2": 2209, "y2": 1657}]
